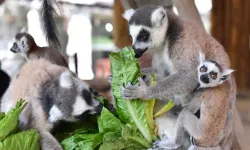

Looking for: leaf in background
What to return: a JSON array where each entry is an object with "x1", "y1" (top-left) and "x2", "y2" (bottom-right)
[
  {"x1": 153, "y1": 100, "x2": 175, "y2": 118},
  {"x1": 0, "y1": 129, "x2": 40, "y2": 150},
  {"x1": 0, "y1": 99, "x2": 27, "y2": 141}
]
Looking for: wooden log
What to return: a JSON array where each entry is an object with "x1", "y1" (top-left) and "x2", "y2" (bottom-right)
[
  {"x1": 173, "y1": 0, "x2": 204, "y2": 29},
  {"x1": 113, "y1": 0, "x2": 132, "y2": 49}
]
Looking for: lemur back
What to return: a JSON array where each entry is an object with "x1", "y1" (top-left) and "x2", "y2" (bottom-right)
[{"x1": 10, "y1": 31, "x2": 68, "y2": 68}]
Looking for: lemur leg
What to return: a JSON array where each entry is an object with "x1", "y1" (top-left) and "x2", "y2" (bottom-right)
[
  {"x1": 174, "y1": 109, "x2": 202, "y2": 144},
  {"x1": 39, "y1": 130, "x2": 63, "y2": 150}
]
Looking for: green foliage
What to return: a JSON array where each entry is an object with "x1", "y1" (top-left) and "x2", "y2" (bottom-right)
[
  {"x1": 61, "y1": 47, "x2": 175, "y2": 150},
  {"x1": 0, "y1": 99, "x2": 40, "y2": 150}
]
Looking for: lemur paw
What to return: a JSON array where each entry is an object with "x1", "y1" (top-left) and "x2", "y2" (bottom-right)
[
  {"x1": 142, "y1": 74, "x2": 151, "y2": 85},
  {"x1": 121, "y1": 77, "x2": 149, "y2": 100},
  {"x1": 152, "y1": 137, "x2": 180, "y2": 150},
  {"x1": 89, "y1": 87, "x2": 100, "y2": 99}
]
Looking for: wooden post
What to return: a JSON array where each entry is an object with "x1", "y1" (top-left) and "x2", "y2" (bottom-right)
[{"x1": 173, "y1": 0, "x2": 204, "y2": 29}]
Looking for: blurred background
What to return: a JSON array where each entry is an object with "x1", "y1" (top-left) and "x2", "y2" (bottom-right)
[{"x1": 0, "y1": 0, "x2": 249, "y2": 149}]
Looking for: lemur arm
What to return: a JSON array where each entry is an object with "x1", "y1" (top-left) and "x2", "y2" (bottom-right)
[
  {"x1": 39, "y1": 130, "x2": 63, "y2": 150},
  {"x1": 122, "y1": 70, "x2": 198, "y2": 101}
]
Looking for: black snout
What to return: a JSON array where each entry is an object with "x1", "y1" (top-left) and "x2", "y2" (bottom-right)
[
  {"x1": 10, "y1": 48, "x2": 17, "y2": 53},
  {"x1": 132, "y1": 46, "x2": 148, "y2": 58},
  {"x1": 200, "y1": 74, "x2": 209, "y2": 84},
  {"x1": 10, "y1": 43, "x2": 18, "y2": 53},
  {"x1": 94, "y1": 103, "x2": 103, "y2": 115}
]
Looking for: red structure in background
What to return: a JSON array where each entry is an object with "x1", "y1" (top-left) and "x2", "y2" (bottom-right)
[
  {"x1": 0, "y1": 0, "x2": 4, "y2": 5},
  {"x1": 95, "y1": 58, "x2": 111, "y2": 78}
]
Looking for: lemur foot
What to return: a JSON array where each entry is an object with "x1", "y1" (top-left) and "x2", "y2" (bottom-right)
[{"x1": 151, "y1": 136, "x2": 180, "y2": 150}]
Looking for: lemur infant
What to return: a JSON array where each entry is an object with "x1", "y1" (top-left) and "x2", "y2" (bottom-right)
[
  {"x1": 1, "y1": 59, "x2": 102, "y2": 150},
  {"x1": 154, "y1": 53, "x2": 234, "y2": 150},
  {"x1": 197, "y1": 53, "x2": 234, "y2": 89},
  {"x1": 10, "y1": 28, "x2": 68, "y2": 68}
]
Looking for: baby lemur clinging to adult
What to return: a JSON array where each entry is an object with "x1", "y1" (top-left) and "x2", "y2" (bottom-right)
[
  {"x1": 10, "y1": 28, "x2": 68, "y2": 68},
  {"x1": 156, "y1": 52, "x2": 235, "y2": 150}
]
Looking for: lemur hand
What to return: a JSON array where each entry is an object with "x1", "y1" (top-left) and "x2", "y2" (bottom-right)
[
  {"x1": 142, "y1": 74, "x2": 152, "y2": 85},
  {"x1": 122, "y1": 77, "x2": 150, "y2": 100}
]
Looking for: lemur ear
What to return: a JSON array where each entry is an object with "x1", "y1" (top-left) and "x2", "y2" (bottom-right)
[
  {"x1": 59, "y1": 71, "x2": 74, "y2": 88},
  {"x1": 199, "y1": 51, "x2": 205, "y2": 63},
  {"x1": 123, "y1": 9, "x2": 135, "y2": 21},
  {"x1": 221, "y1": 69, "x2": 234, "y2": 81},
  {"x1": 20, "y1": 27, "x2": 27, "y2": 33},
  {"x1": 151, "y1": 7, "x2": 166, "y2": 27}
]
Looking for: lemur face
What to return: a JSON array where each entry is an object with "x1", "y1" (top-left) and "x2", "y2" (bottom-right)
[
  {"x1": 198, "y1": 52, "x2": 234, "y2": 88},
  {"x1": 10, "y1": 29, "x2": 31, "y2": 54},
  {"x1": 42, "y1": 71, "x2": 103, "y2": 123},
  {"x1": 123, "y1": 5, "x2": 168, "y2": 58}
]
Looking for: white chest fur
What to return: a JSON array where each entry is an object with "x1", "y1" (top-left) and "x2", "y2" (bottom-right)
[{"x1": 152, "y1": 47, "x2": 175, "y2": 79}]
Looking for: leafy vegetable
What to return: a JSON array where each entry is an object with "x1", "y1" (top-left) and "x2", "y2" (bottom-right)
[
  {"x1": 0, "y1": 129, "x2": 40, "y2": 150},
  {"x1": 109, "y1": 47, "x2": 155, "y2": 142},
  {"x1": 0, "y1": 99, "x2": 40, "y2": 150},
  {"x1": 0, "y1": 99, "x2": 27, "y2": 141},
  {"x1": 61, "y1": 47, "x2": 176, "y2": 149},
  {"x1": 97, "y1": 107, "x2": 123, "y2": 133},
  {"x1": 61, "y1": 131, "x2": 98, "y2": 150},
  {"x1": 153, "y1": 100, "x2": 175, "y2": 118}
]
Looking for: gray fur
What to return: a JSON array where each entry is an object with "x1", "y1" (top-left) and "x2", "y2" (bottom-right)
[
  {"x1": 122, "y1": 5, "x2": 234, "y2": 149},
  {"x1": 0, "y1": 59, "x2": 102, "y2": 150},
  {"x1": 129, "y1": 5, "x2": 159, "y2": 27}
]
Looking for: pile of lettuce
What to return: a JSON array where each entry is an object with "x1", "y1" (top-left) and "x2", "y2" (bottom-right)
[
  {"x1": 0, "y1": 99, "x2": 40, "y2": 150},
  {"x1": 61, "y1": 47, "x2": 174, "y2": 150}
]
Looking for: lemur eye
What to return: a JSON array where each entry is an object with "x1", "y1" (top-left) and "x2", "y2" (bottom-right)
[
  {"x1": 200, "y1": 66, "x2": 207, "y2": 72},
  {"x1": 211, "y1": 74, "x2": 217, "y2": 79},
  {"x1": 137, "y1": 29, "x2": 150, "y2": 42},
  {"x1": 209, "y1": 71, "x2": 217, "y2": 79}
]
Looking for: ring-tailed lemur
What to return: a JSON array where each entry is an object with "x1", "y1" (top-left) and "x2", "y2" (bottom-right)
[
  {"x1": 197, "y1": 52, "x2": 234, "y2": 89},
  {"x1": 121, "y1": 5, "x2": 236, "y2": 149},
  {"x1": 152, "y1": 53, "x2": 235, "y2": 150},
  {"x1": 10, "y1": 28, "x2": 68, "y2": 68},
  {"x1": 1, "y1": 59, "x2": 103, "y2": 150}
]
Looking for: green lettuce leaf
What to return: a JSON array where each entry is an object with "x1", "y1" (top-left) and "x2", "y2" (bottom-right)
[
  {"x1": 97, "y1": 107, "x2": 123, "y2": 133},
  {"x1": 109, "y1": 47, "x2": 155, "y2": 142},
  {"x1": 0, "y1": 113, "x2": 5, "y2": 121},
  {"x1": 121, "y1": 124, "x2": 151, "y2": 148},
  {"x1": 0, "y1": 99, "x2": 27, "y2": 141},
  {"x1": 61, "y1": 127, "x2": 99, "y2": 150},
  {"x1": 154, "y1": 100, "x2": 175, "y2": 118},
  {"x1": 0, "y1": 129, "x2": 40, "y2": 150}
]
